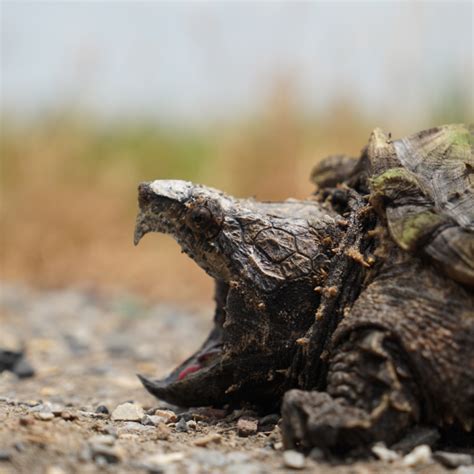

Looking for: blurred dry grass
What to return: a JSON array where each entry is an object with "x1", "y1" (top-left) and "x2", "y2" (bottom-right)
[{"x1": 0, "y1": 93, "x2": 463, "y2": 305}]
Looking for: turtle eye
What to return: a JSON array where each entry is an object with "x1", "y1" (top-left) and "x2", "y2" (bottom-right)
[
  {"x1": 186, "y1": 206, "x2": 220, "y2": 238},
  {"x1": 190, "y1": 207, "x2": 212, "y2": 226}
]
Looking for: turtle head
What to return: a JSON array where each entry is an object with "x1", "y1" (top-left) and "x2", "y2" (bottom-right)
[
  {"x1": 134, "y1": 180, "x2": 237, "y2": 282},
  {"x1": 134, "y1": 180, "x2": 338, "y2": 407}
]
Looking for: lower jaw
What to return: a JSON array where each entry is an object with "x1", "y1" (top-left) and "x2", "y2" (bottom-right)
[
  {"x1": 138, "y1": 350, "x2": 291, "y2": 408},
  {"x1": 137, "y1": 333, "x2": 230, "y2": 406},
  {"x1": 138, "y1": 355, "x2": 235, "y2": 407}
]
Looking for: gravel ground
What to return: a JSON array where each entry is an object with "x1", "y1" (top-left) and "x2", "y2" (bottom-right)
[{"x1": 0, "y1": 284, "x2": 471, "y2": 474}]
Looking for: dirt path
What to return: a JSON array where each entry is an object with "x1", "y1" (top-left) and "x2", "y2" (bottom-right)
[{"x1": 0, "y1": 285, "x2": 462, "y2": 473}]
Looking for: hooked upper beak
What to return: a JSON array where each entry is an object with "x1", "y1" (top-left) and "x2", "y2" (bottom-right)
[
  {"x1": 134, "y1": 182, "x2": 154, "y2": 246},
  {"x1": 133, "y1": 180, "x2": 194, "y2": 246},
  {"x1": 134, "y1": 213, "x2": 148, "y2": 246}
]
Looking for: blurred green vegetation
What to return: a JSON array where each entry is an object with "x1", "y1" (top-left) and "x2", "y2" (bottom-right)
[
  {"x1": 2, "y1": 118, "x2": 216, "y2": 191},
  {"x1": 0, "y1": 97, "x2": 471, "y2": 301}
]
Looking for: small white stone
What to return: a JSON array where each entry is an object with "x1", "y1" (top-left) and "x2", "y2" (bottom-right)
[
  {"x1": 372, "y1": 442, "x2": 400, "y2": 462},
  {"x1": 35, "y1": 411, "x2": 55, "y2": 421},
  {"x1": 434, "y1": 451, "x2": 473, "y2": 469},
  {"x1": 111, "y1": 402, "x2": 144, "y2": 421},
  {"x1": 403, "y1": 444, "x2": 432, "y2": 467},
  {"x1": 283, "y1": 450, "x2": 305, "y2": 469},
  {"x1": 237, "y1": 418, "x2": 258, "y2": 437}
]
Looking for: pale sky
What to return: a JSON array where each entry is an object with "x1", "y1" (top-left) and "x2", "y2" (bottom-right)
[{"x1": 1, "y1": 1, "x2": 473, "y2": 124}]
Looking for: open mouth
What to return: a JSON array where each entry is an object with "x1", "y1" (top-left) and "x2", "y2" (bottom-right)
[
  {"x1": 137, "y1": 327, "x2": 229, "y2": 407},
  {"x1": 178, "y1": 345, "x2": 222, "y2": 380},
  {"x1": 136, "y1": 278, "x2": 237, "y2": 407}
]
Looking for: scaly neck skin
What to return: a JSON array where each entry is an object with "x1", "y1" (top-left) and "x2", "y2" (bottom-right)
[
  {"x1": 290, "y1": 191, "x2": 378, "y2": 392},
  {"x1": 134, "y1": 180, "x2": 345, "y2": 406}
]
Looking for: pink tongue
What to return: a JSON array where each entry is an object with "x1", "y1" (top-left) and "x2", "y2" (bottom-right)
[{"x1": 178, "y1": 364, "x2": 201, "y2": 380}]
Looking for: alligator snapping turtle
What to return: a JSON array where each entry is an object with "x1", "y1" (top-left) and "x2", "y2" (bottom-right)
[{"x1": 134, "y1": 124, "x2": 473, "y2": 454}]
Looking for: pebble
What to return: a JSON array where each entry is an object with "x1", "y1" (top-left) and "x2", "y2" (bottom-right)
[
  {"x1": 175, "y1": 417, "x2": 188, "y2": 432},
  {"x1": 29, "y1": 402, "x2": 63, "y2": 416},
  {"x1": 402, "y1": 444, "x2": 433, "y2": 467},
  {"x1": 141, "y1": 414, "x2": 157, "y2": 426},
  {"x1": 193, "y1": 433, "x2": 222, "y2": 446},
  {"x1": 283, "y1": 450, "x2": 305, "y2": 469},
  {"x1": 186, "y1": 420, "x2": 197, "y2": 430},
  {"x1": 111, "y1": 402, "x2": 144, "y2": 421},
  {"x1": 153, "y1": 409, "x2": 177, "y2": 424},
  {"x1": 35, "y1": 411, "x2": 55, "y2": 421},
  {"x1": 11, "y1": 357, "x2": 35, "y2": 378},
  {"x1": 176, "y1": 411, "x2": 195, "y2": 422},
  {"x1": 0, "y1": 449, "x2": 11, "y2": 461},
  {"x1": 29, "y1": 403, "x2": 51, "y2": 413},
  {"x1": 237, "y1": 418, "x2": 258, "y2": 437},
  {"x1": 95, "y1": 405, "x2": 109, "y2": 415},
  {"x1": 309, "y1": 447, "x2": 325, "y2": 461},
  {"x1": 23, "y1": 400, "x2": 41, "y2": 408},
  {"x1": 49, "y1": 404, "x2": 65, "y2": 415},
  {"x1": 258, "y1": 414, "x2": 280, "y2": 431},
  {"x1": 434, "y1": 451, "x2": 473, "y2": 469},
  {"x1": 371, "y1": 443, "x2": 400, "y2": 462},
  {"x1": 60, "y1": 410, "x2": 78, "y2": 421},
  {"x1": 89, "y1": 444, "x2": 122, "y2": 464}
]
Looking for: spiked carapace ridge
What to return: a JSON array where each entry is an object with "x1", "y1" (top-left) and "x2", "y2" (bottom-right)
[{"x1": 134, "y1": 124, "x2": 474, "y2": 456}]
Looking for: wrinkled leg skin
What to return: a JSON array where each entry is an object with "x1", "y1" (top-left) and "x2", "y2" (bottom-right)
[{"x1": 282, "y1": 329, "x2": 420, "y2": 456}]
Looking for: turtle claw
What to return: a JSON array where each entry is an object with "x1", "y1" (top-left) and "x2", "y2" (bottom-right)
[{"x1": 281, "y1": 389, "x2": 373, "y2": 456}]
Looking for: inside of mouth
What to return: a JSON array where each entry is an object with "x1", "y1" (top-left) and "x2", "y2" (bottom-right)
[{"x1": 176, "y1": 339, "x2": 222, "y2": 381}]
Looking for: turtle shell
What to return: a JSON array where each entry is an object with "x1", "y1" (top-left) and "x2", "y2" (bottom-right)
[{"x1": 367, "y1": 124, "x2": 474, "y2": 287}]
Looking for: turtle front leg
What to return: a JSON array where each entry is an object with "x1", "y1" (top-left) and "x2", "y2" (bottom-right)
[{"x1": 282, "y1": 329, "x2": 420, "y2": 455}]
